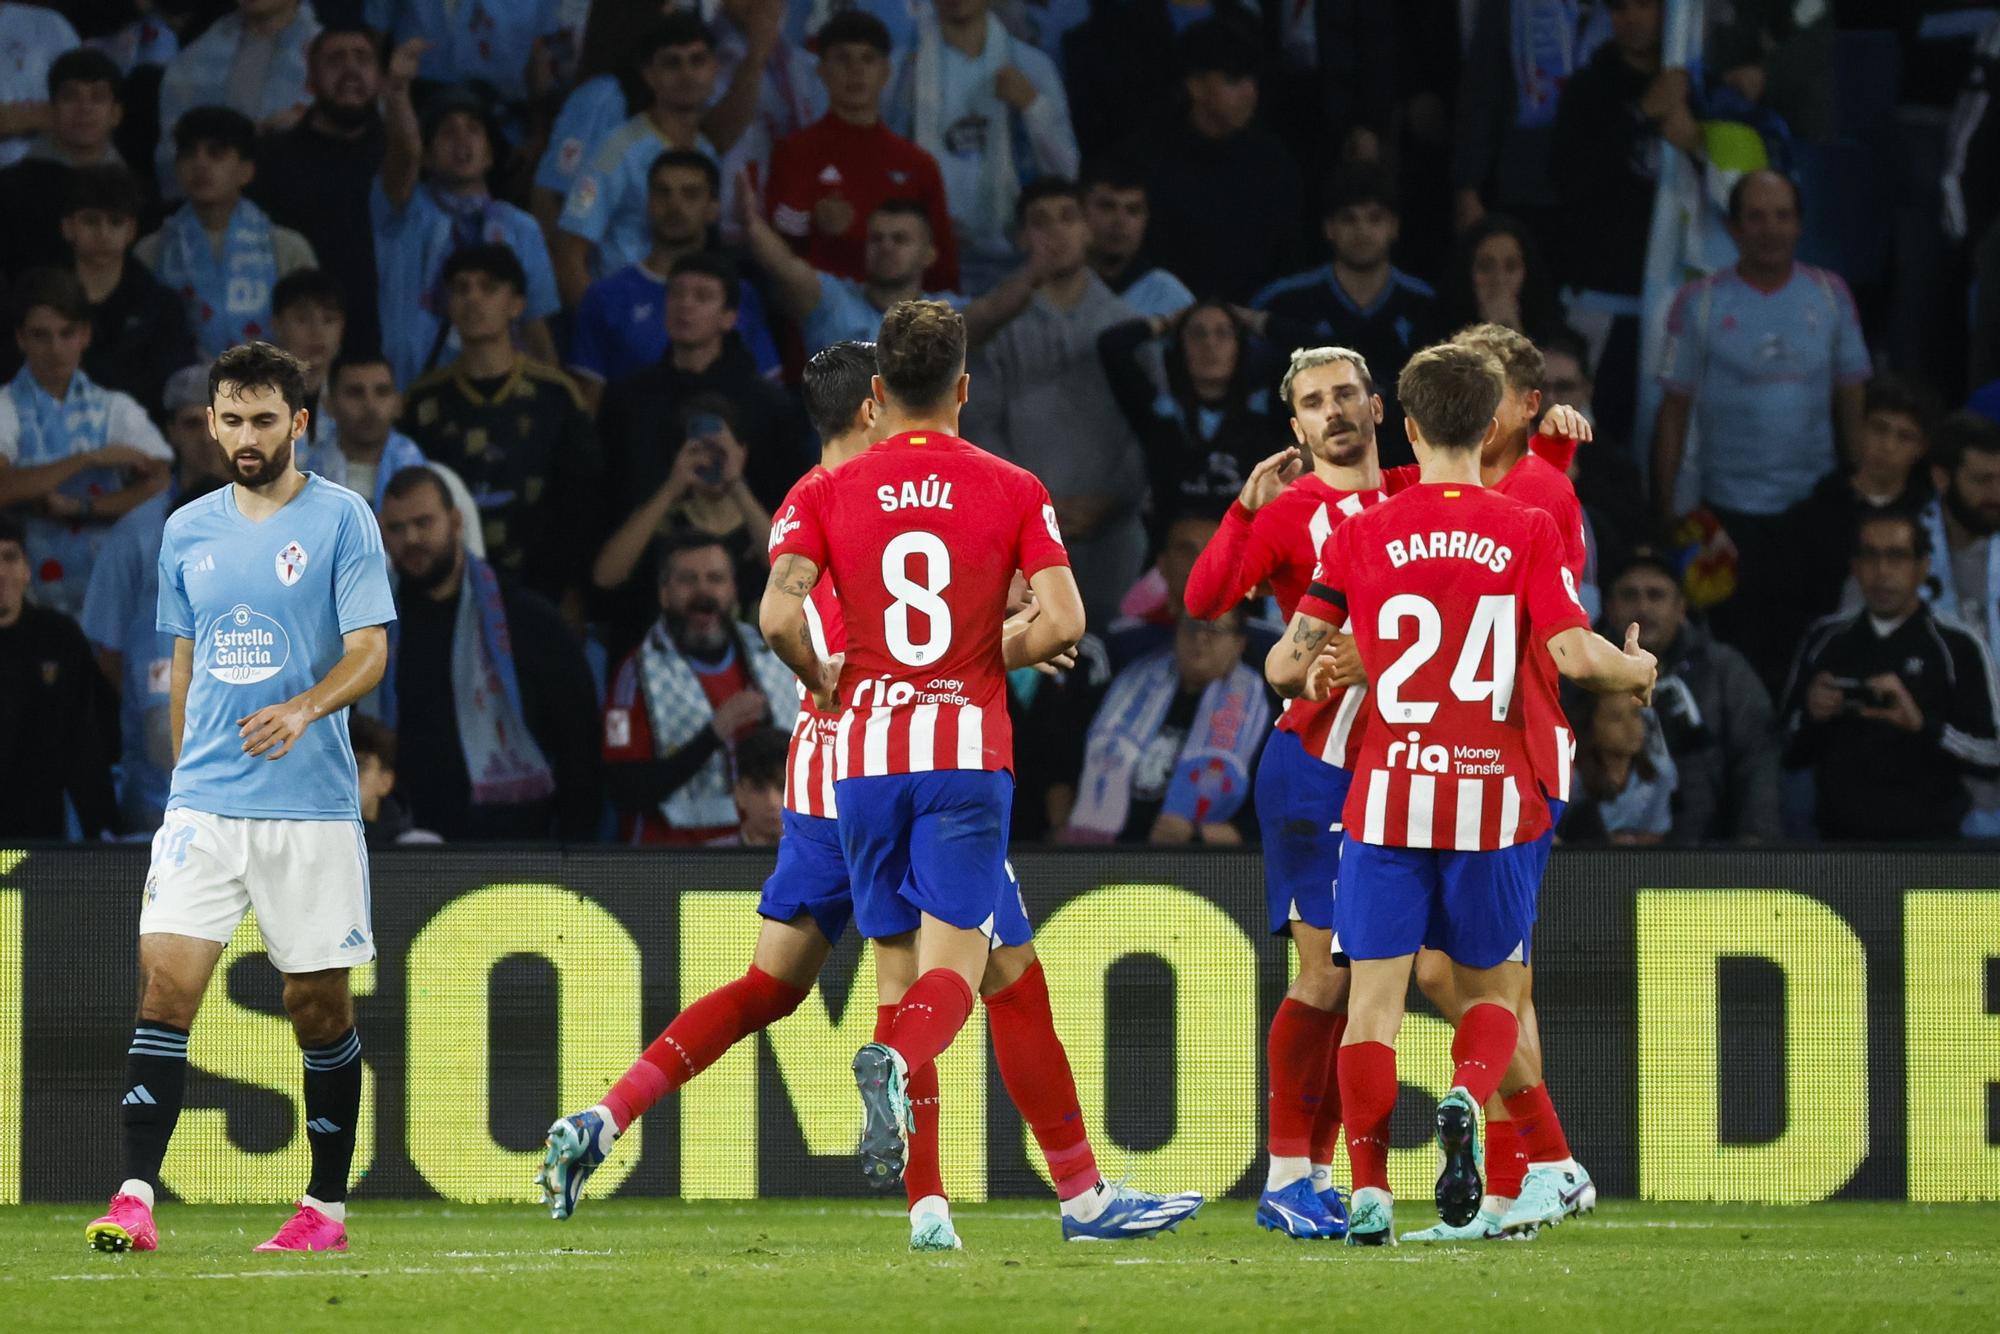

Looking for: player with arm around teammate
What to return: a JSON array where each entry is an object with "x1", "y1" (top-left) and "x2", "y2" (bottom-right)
[
  {"x1": 85, "y1": 343, "x2": 395, "y2": 1255},
  {"x1": 762, "y1": 301, "x2": 1204, "y2": 1243},
  {"x1": 1266, "y1": 344, "x2": 1654, "y2": 1246}
]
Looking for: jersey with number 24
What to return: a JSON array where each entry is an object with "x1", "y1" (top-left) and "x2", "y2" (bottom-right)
[
  {"x1": 1298, "y1": 485, "x2": 1589, "y2": 851},
  {"x1": 768, "y1": 430, "x2": 1068, "y2": 777}
]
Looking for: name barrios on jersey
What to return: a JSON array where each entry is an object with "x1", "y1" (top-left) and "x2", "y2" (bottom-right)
[{"x1": 1385, "y1": 530, "x2": 1514, "y2": 574}]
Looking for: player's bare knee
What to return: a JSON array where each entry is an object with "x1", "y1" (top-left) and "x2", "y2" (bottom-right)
[
  {"x1": 281, "y1": 971, "x2": 354, "y2": 1045},
  {"x1": 979, "y1": 942, "x2": 1035, "y2": 998},
  {"x1": 135, "y1": 967, "x2": 203, "y2": 1029},
  {"x1": 1414, "y1": 950, "x2": 1458, "y2": 1019}
]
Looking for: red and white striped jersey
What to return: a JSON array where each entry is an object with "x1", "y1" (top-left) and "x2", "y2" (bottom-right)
[
  {"x1": 1298, "y1": 484, "x2": 1590, "y2": 850},
  {"x1": 1183, "y1": 471, "x2": 1415, "y2": 769},
  {"x1": 784, "y1": 579, "x2": 846, "y2": 818},
  {"x1": 769, "y1": 430, "x2": 1068, "y2": 781},
  {"x1": 1493, "y1": 445, "x2": 1589, "y2": 801}
]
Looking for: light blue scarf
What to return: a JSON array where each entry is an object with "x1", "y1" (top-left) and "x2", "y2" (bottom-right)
[
  {"x1": 370, "y1": 555, "x2": 556, "y2": 807},
  {"x1": 8, "y1": 365, "x2": 116, "y2": 612},
  {"x1": 1069, "y1": 648, "x2": 1269, "y2": 840},
  {"x1": 303, "y1": 430, "x2": 428, "y2": 513},
  {"x1": 1511, "y1": 0, "x2": 1579, "y2": 130},
  {"x1": 156, "y1": 198, "x2": 280, "y2": 357}
]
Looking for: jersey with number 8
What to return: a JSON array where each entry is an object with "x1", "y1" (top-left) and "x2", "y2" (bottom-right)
[
  {"x1": 768, "y1": 430, "x2": 1069, "y2": 778},
  {"x1": 1297, "y1": 484, "x2": 1591, "y2": 851}
]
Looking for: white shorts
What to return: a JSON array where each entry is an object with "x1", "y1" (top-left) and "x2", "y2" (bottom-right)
[{"x1": 141, "y1": 809, "x2": 376, "y2": 973}]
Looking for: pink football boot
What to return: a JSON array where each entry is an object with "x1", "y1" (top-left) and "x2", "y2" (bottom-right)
[
  {"x1": 85, "y1": 1193, "x2": 159, "y2": 1253},
  {"x1": 255, "y1": 1202, "x2": 349, "y2": 1252}
]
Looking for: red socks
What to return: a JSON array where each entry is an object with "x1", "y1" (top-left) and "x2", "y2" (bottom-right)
[
  {"x1": 985, "y1": 961, "x2": 1098, "y2": 1200},
  {"x1": 603, "y1": 966, "x2": 807, "y2": 1131},
  {"x1": 886, "y1": 969, "x2": 976, "y2": 1075},
  {"x1": 1503, "y1": 1083, "x2": 1573, "y2": 1165},
  {"x1": 1337, "y1": 1040, "x2": 1397, "y2": 1192},
  {"x1": 1266, "y1": 999, "x2": 1338, "y2": 1157},
  {"x1": 1308, "y1": 1015, "x2": 1348, "y2": 1164},
  {"x1": 1450, "y1": 1003, "x2": 1519, "y2": 1106},
  {"x1": 1486, "y1": 1118, "x2": 1528, "y2": 1199},
  {"x1": 877, "y1": 1005, "x2": 944, "y2": 1205}
]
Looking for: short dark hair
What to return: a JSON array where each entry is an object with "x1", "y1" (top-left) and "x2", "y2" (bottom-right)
[
  {"x1": 1178, "y1": 15, "x2": 1261, "y2": 79},
  {"x1": 734, "y1": 725, "x2": 791, "y2": 792},
  {"x1": 875, "y1": 300, "x2": 966, "y2": 410},
  {"x1": 869, "y1": 197, "x2": 932, "y2": 232},
  {"x1": 1080, "y1": 157, "x2": 1146, "y2": 195},
  {"x1": 329, "y1": 351, "x2": 396, "y2": 387},
  {"x1": 308, "y1": 22, "x2": 384, "y2": 65},
  {"x1": 668, "y1": 251, "x2": 740, "y2": 309},
  {"x1": 1862, "y1": 372, "x2": 1940, "y2": 439},
  {"x1": 1397, "y1": 343, "x2": 1504, "y2": 450},
  {"x1": 639, "y1": 12, "x2": 715, "y2": 62},
  {"x1": 1451, "y1": 322, "x2": 1544, "y2": 394},
  {"x1": 441, "y1": 242, "x2": 528, "y2": 295},
  {"x1": 210, "y1": 341, "x2": 311, "y2": 415},
  {"x1": 648, "y1": 147, "x2": 721, "y2": 198},
  {"x1": 1726, "y1": 170, "x2": 1803, "y2": 224},
  {"x1": 803, "y1": 341, "x2": 878, "y2": 442},
  {"x1": 1324, "y1": 160, "x2": 1398, "y2": 218},
  {"x1": 62, "y1": 163, "x2": 143, "y2": 220},
  {"x1": 656, "y1": 527, "x2": 731, "y2": 580},
  {"x1": 816, "y1": 11, "x2": 892, "y2": 56},
  {"x1": 383, "y1": 464, "x2": 454, "y2": 511},
  {"x1": 11, "y1": 266, "x2": 90, "y2": 328},
  {"x1": 1935, "y1": 410, "x2": 2000, "y2": 472},
  {"x1": 1854, "y1": 507, "x2": 1931, "y2": 561},
  {"x1": 172, "y1": 104, "x2": 257, "y2": 161},
  {"x1": 1015, "y1": 175, "x2": 1082, "y2": 229},
  {"x1": 47, "y1": 47, "x2": 122, "y2": 100},
  {"x1": 348, "y1": 713, "x2": 397, "y2": 770},
  {"x1": 272, "y1": 268, "x2": 346, "y2": 321},
  {"x1": 0, "y1": 510, "x2": 25, "y2": 552}
]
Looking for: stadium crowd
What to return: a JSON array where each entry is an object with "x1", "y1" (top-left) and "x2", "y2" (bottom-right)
[{"x1": 3, "y1": 0, "x2": 2000, "y2": 848}]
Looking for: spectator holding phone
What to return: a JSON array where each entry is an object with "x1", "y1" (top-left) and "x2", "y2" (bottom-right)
[
  {"x1": 1780, "y1": 509, "x2": 2000, "y2": 841},
  {"x1": 591, "y1": 393, "x2": 772, "y2": 654}
]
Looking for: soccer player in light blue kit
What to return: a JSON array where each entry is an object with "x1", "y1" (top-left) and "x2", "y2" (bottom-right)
[{"x1": 85, "y1": 342, "x2": 396, "y2": 1257}]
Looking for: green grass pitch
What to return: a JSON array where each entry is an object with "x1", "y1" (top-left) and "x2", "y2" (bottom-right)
[{"x1": 3, "y1": 1200, "x2": 1996, "y2": 1332}]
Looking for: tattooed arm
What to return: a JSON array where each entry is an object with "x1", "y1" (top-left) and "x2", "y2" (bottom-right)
[
  {"x1": 1265, "y1": 610, "x2": 1341, "y2": 701},
  {"x1": 1548, "y1": 622, "x2": 1657, "y2": 705},
  {"x1": 758, "y1": 553, "x2": 842, "y2": 710}
]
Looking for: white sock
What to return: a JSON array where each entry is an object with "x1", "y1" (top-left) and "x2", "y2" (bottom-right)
[
  {"x1": 301, "y1": 1195, "x2": 346, "y2": 1224},
  {"x1": 1265, "y1": 1155, "x2": 1312, "y2": 1192},
  {"x1": 590, "y1": 1104, "x2": 620, "y2": 1152},
  {"x1": 1058, "y1": 1178, "x2": 1110, "y2": 1224},
  {"x1": 1479, "y1": 1195, "x2": 1512, "y2": 1219},
  {"x1": 909, "y1": 1194, "x2": 950, "y2": 1223},
  {"x1": 118, "y1": 1178, "x2": 155, "y2": 1210},
  {"x1": 1309, "y1": 1163, "x2": 1334, "y2": 1192},
  {"x1": 1529, "y1": 1156, "x2": 1578, "y2": 1175}
]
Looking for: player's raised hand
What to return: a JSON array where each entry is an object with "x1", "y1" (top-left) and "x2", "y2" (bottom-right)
[
  {"x1": 1325, "y1": 630, "x2": 1366, "y2": 688},
  {"x1": 1541, "y1": 404, "x2": 1594, "y2": 444},
  {"x1": 1238, "y1": 447, "x2": 1303, "y2": 513},
  {"x1": 238, "y1": 696, "x2": 315, "y2": 760},
  {"x1": 387, "y1": 37, "x2": 431, "y2": 90},
  {"x1": 1622, "y1": 622, "x2": 1658, "y2": 706}
]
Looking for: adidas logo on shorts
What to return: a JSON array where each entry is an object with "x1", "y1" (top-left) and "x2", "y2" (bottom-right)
[{"x1": 340, "y1": 927, "x2": 368, "y2": 949}]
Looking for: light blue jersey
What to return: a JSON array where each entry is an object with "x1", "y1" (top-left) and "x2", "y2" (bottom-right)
[
  {"x1": 372, "y1": 179, "x2": 562, "y2": 387},
  {"x1": 156, "y1": 475, "x2": 396, "y2": 821},
  {"x1": 533, "y1": 73, "x2": 629, "y2": 198},
  {"x1": 559, "y1": 115, "x2": 719, "y2": 276},
  {"x1": 802, "y1": 272, "x2": 964, "y2": 356}
]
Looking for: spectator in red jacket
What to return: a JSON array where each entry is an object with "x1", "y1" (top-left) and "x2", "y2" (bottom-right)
[{"x1": 763, "y1": 11, "x2": 957, "y2": 291}]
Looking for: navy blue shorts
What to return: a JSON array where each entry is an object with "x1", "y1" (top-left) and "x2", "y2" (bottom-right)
[
  {"x1": 834, "y1": 770, "x2": 1032, "y2": 947},
  {"x1": 1334, "y1": 802, "x2": 1563, "y2": 969},
  {"x1": 756, "y1": 809, "x2": 918, "y2": 946},
  {"x1": 1255, "y1": 729, "x2": 1352, "y2": 938}
]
